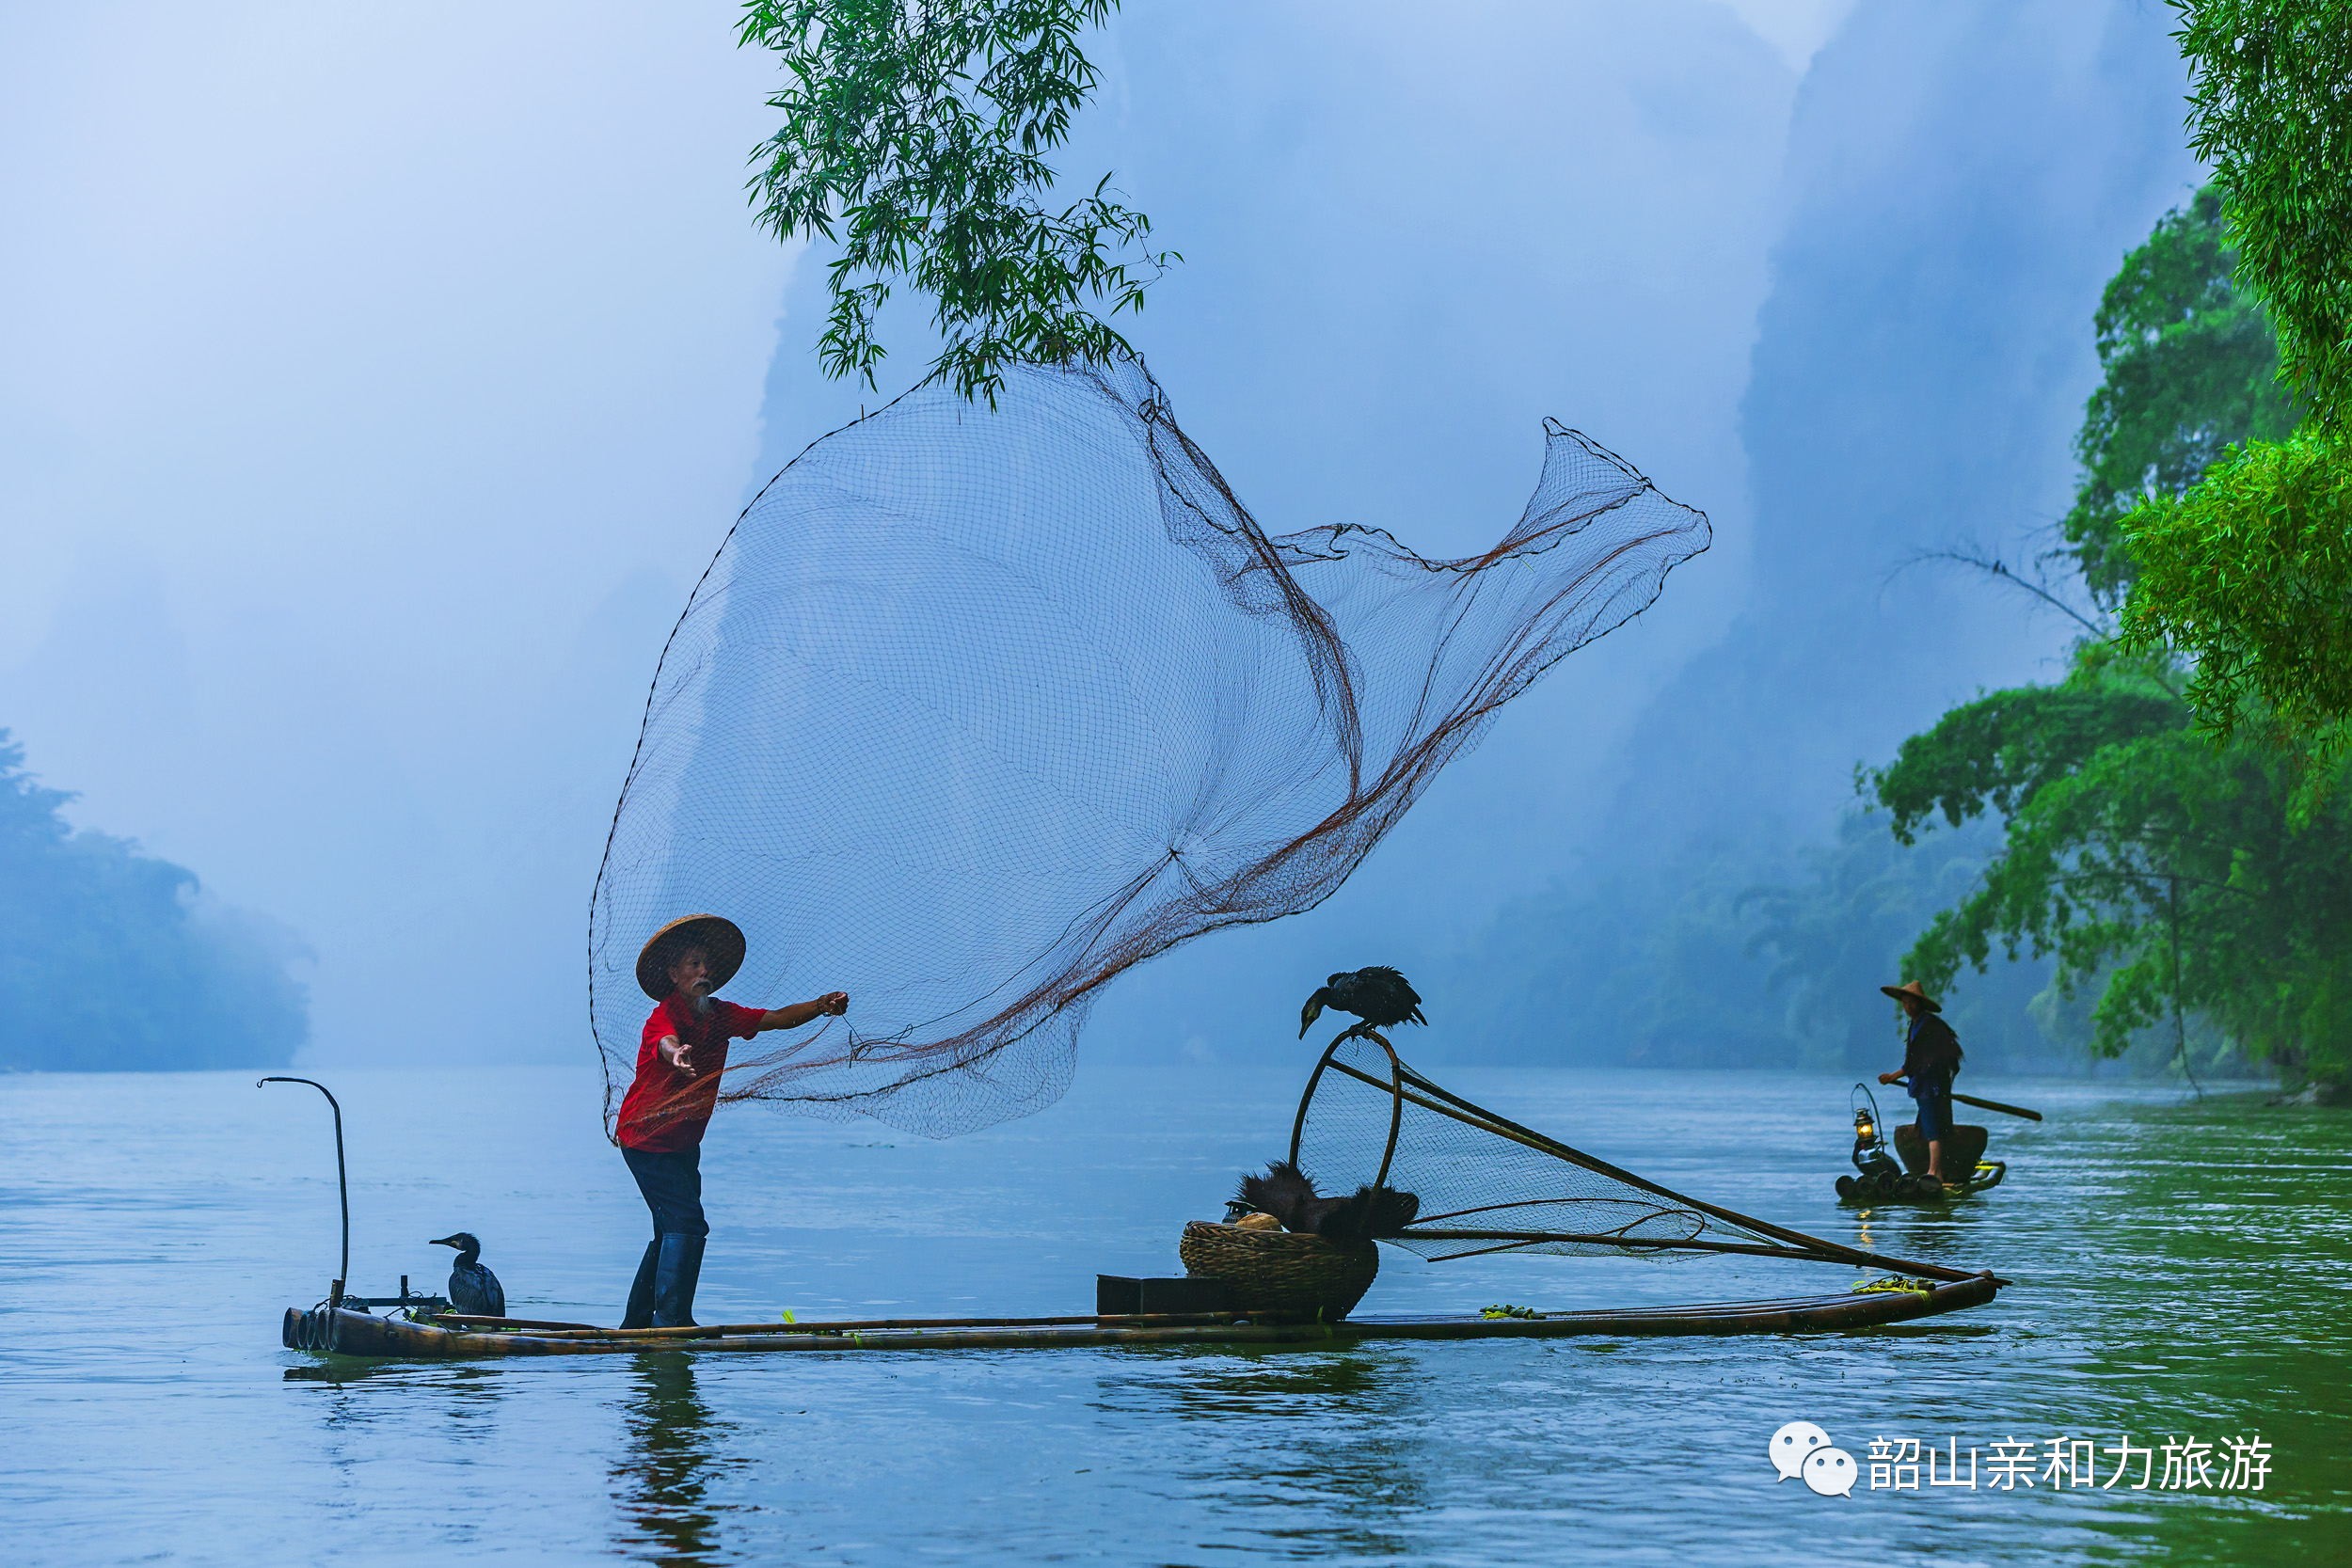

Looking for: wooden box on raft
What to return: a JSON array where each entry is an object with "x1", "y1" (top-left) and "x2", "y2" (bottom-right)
[
  {"x1": 1094, "y1": 1275, "x2": 1238, "y2": 1316},
  {"x1": 1894, "y1": 1124, "x2": 1990, "y2": 1174}
]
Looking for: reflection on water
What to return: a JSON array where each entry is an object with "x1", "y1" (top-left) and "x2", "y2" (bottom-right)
[
  {"x1": 285, "y1": 1359, "x2": 515, "y2": 1482},
  {"x1": 3, "y1": 1065, "x2": 2347, "y2": 1566},
  {"x1": 1099, "y1": 1348, "x2": 1432, "y2": 1557},
  {"x1": 612, "y1": 1354, "x2": 739, "y2": 1566}
]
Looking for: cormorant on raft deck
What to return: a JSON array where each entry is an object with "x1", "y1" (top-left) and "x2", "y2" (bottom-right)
[
  {"x1": 430, "y1": 1233, "x2": 505, "y2": 1317},
  {"x1": 1299, "y1": 967, "x2": 1426, "y2": 1043},
  {"x1": 1230, "y1": 1160, "x2": 1421, "y2": 1241}
]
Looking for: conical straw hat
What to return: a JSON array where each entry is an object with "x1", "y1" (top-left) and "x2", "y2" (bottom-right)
[
  {"x1": 637, "y1": 913, "x2": 746, "y2": 1000},
  {"x1": 1879, "y1": 980, "x2": 1941, "y2": 1013}
]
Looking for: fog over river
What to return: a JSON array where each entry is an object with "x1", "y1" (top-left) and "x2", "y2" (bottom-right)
[{"x1": 0, "y1": 1, "x2": 2195, "y2": 1069}]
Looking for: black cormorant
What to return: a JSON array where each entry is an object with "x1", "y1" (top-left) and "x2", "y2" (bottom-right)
[
  {"x1": 430, "y1": 1232, "x2": 505, "y2": 1317},
  {"x1": 1299, "y1": 966, "x2": 1426, "y2": 1043},
  {"x1": 1234, "y1": 1160, "x2": 1420, "y2": 1241}
]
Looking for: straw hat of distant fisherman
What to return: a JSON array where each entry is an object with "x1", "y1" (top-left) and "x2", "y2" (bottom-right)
[
  {"x1": 1880, "y1": 980, "x2": 1941, "y2": 1013},
  {"x1": 637, "y1": 913, "x2": 747, "y2": 1000}
]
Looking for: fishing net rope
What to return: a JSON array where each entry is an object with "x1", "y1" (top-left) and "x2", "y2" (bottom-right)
[
  {"x1": 589, "y1": 356, "x2": 1709, "y2": 1138},
  {"x1": 1290, "y1": 1034, "x2": 1974, "y2": 1280}
]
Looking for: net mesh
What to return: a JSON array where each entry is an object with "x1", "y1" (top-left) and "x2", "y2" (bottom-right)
[
  {"x1": 589, "y1": 356, "x2": 1709, "y2": 1138},
  {"x1": 1293, "y1": 1036, "x2": 1857, "y2": 1267}
]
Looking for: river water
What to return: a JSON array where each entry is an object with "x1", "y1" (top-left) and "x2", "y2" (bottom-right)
[{"x1": 3, "y1": 1060, "x2": 2346, "y2": 1565}]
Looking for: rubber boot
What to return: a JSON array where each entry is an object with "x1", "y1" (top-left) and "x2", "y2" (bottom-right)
[
  {"x1": 621, "y1": 1238, "x2": 661, "y2": 1330},
  {"x1": 652, "y1": 1232, "x2": 706, "y2": 1328}
]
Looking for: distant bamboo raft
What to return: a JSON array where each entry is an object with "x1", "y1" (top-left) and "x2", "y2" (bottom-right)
[{"x1": 283, "y1": 1273, "x2": 2001, "y2": 1360}]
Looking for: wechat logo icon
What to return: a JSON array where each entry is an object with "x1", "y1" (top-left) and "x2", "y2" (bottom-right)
[{"x1": 1770, "y1": 1421, "x2": 1858, "y2": 1497}]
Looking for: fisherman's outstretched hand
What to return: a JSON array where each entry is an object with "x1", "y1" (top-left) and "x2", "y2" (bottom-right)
[
  {"x1": 1877, "y1": 1071, "x2": 1900, "y2": 1085},
  {"x1": 659, "y1": 1035, "x2": 696, "y2": 1076},
  {"x1": 756, "y1": 993, "x2": 850, "y2": 1032}
]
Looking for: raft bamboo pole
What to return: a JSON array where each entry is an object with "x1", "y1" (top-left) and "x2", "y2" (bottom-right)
[
  {"x1": 428, "y1": 1310, "x2": 1248, "y2": 1343},
  {"x1": 437, "y1": 1314, "x2": 603, "y2": 1331},
  {"x1": 303, "y1": 1273, "x2": 2001, "y2": 1359},
  {"x1": 1952, "y1": 1091, "x2": 2042, "y2": 1121},
  {"x1": 1392, "y1": 1230, "x2": 1854, "y2": 1262}
]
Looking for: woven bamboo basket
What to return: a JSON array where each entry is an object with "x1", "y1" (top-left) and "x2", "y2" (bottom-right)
[{"x1": 1179, "y1": 1220, "x2": 1380, "y2": 1320}]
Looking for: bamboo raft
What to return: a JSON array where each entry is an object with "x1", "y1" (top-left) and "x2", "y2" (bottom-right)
[
  {"x1": 1837, "y1": 1124, "x2": 2010, "y2": 1205},
  {"x1": 283, "y1": 1271, "x2": 2000, "y2": 1359}
]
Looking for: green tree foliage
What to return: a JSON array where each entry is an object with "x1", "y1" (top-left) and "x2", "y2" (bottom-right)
[
  {"x1": 1873, "y1": 653, "x2": 2352, "y2": 1081},
  {"x1": 739, "y1": 0, "x2": 1173, "y2": 402},
  {"x1": 2063, "y1": 186, "x2": 2298, "y2": 604},
  {"x1": 1879, "y1": 181, "x2": 2352, "y2": 1085},
  {"x1": 2121, "y1": 428, "x2": 2352, "y2": 747},
  {"x1": 2172, "y1": 0, "x2": 2352, "y2": 415},
  {"x1": 0, "y1": 730, "x2": 307, "y2": 1070},
  {"x1": 2114, "y1": 4, "x2": 2352, "y2": 742}
]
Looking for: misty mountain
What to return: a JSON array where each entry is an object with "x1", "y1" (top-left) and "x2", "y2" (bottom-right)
[
  {"x1": 1613, "y1": 0, "x2": 2199, "y2": 840},
  {"x1": 1434, "y1": 0, "x2": 2201, "y2": 1073}
]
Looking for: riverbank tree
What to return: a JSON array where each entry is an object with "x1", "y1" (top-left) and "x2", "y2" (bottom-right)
[
  {"x1": 1876, "y1": 184, "x2": 2352, "y2": 1088},
  {"x1": 2115, "y1": 1, "x2": 2352, "y2": 753},
  {"x1": 0, "y1": 730, "x2": 306, "y2": 1070}
]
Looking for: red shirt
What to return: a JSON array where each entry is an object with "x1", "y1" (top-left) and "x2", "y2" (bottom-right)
[{"x1": 615, "y1": 994, "x2": 767, "y2": 1151}]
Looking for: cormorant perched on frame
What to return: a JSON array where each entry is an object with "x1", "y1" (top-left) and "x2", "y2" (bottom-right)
[
  {"x1": 1299, "y1": 967, "x2": 1426, "y2": 1044},
  {"x1": 430, "y1": 1232, "x2": 505, "y2": 1317}
]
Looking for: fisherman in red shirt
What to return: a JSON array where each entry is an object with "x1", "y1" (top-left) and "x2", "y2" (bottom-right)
[{"x1": 617, "y1": 913, "x2": 848, "y2": 1328}]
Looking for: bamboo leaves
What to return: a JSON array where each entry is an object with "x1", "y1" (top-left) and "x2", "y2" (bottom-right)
[
  {"x1": 739, "y1": 0, "x2": 1174, "y2": 402},
  {"x1": 2114, "y1": 5, "x2": 2352, "y2": 747}
]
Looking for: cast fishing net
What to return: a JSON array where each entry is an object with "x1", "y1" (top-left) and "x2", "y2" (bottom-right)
[
  {"x1": 1289, "y1": 1034, "x2": 1921, "y2": 1273},
  {"x1": 588, "y1": 356, "x2": 1709, "y2": 1138}
]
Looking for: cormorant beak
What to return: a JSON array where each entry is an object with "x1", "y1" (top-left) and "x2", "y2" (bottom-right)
[
  {"x1": 429, "y1": 1236, "x2": 461, "y2": 1249},
  {"x1": 1299, "y1": 995, "x2": 1325, "y2": 1038}
]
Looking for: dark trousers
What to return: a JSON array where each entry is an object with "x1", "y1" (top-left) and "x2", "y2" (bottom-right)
[
  {"x1": 1912, "y1": 1083, "x2": 1954, "y2": 1143},
  {"x1": 623, "y1": 1145, "x2": 710, "y2": 1237},
  {"x1": 622, "y1": 1145, "x2": 709, "y2": 1328}
]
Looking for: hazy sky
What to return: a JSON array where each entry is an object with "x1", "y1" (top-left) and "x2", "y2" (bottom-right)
[
  {"x1": 3, "y1": 3, "x2": 787, "y2": 1060},
  {"x1": 4, "y1": 1, "x2": 2199, "y2": 1071}
]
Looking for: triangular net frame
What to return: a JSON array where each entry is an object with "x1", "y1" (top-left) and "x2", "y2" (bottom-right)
[{"x1": 1290, "y1": 1034, "x2": 1976, "y2": 1282}]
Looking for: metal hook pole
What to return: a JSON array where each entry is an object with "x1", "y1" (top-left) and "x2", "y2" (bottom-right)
[{"x1": 258, "y1": 1076, "x2": 348, "y2": 1293}]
